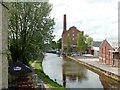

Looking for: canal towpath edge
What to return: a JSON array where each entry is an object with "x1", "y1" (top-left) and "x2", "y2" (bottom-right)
[
  {"x1": 31, "y1": 61, "x2": 52, "y2": 89},
  {"x1": 67, "y1": 56, "x2": 120, "y2": 82}
]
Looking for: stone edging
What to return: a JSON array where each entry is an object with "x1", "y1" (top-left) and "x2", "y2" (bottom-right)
[{"x1": 67, "y1": 56, "x2": 120, "y2": 82}]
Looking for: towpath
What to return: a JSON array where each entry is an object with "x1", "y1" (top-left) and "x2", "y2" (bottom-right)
[{"x1": 68, "y1": 56, "x2": 120, "y2": 81}]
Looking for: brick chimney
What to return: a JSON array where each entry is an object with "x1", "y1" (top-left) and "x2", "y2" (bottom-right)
[{"x1": 63, "y1": 14, "x2": 66, "y2": 31}]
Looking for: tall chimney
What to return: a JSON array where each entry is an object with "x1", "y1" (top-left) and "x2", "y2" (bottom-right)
[{"x1": 63, "y1": 14, "x2": 66, "y2": 31}]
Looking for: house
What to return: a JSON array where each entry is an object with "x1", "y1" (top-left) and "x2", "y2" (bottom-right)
[
  {"x1": 87, "y1": 41, "x2": 102, "y2": 57},
  {"x1": 99, "y1": 39, "x2": 120, "y2": 67},
  {"x1": 62, "y1": 14, "x2": 84, "y2": 54}
]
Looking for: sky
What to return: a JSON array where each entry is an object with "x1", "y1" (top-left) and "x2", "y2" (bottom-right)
[{"x1": 49, "y1": 0, "x2": 119, "y2": 42}]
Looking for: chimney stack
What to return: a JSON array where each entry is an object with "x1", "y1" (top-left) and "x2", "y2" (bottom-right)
[{"x1": 63, "y1": 14, "x2": 66, "y2": 31}]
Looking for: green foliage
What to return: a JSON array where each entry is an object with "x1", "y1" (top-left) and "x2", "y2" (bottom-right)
[
  {"x1": 51, "y1": 41, "x2": 56, "y2": 49},
  {"x1": 28, "y1": 60, "x2": 33, "y2": 66},
  {"x1": 8, "y1": 2, "x2": 55, "y2": 64},
  {"x1": 77, "y1": 32, "x2": 87, "y2": 55},
  {"x1": 56, "y1": 38, "x2": 62, "y2": 49},
  {"x1": 86, "y1": 36, "x2": 93, "y2": 45},
  {"x1": 33, "y1": 61, "x2": 64, "y2": 88},
  {"x1": 66, "y1": 37, "x2": 71, "y2": 56}
]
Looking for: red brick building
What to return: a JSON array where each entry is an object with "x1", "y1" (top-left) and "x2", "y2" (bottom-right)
[
  {"x1": 62, "y1": 14, "x2": 83, "y2": 53},
  {"x1": 99, "y1": 39, "x2": 120, "y2": 67},
  {"x1": 87, "y1": 41, "x2": 102, "y2": 57}
]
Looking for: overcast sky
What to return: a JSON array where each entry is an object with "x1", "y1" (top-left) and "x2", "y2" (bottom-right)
[{"x1": 49, "y1": 0, "x2": 119, "y2": 41}]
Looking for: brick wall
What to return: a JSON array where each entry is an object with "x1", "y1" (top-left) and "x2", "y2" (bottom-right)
[
  {"x1": 62, "y1": 26, "x2": 81, "y2": 53},
  {"x1": 99, "y1": 40, "x2": 113, "y2": 65},
  {"x1": 99, "y1": 40, "x2": 120, "y2": 67},
  {"x1": 62, "y1": 14, "x2": 84, "y2": 53}
]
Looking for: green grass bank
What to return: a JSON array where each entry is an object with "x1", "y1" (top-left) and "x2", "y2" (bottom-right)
[{"x1": 29, "y1": 60, "x2": 66, "y2": 90}]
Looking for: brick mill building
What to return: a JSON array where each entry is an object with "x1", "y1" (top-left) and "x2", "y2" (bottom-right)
[
  {"x1": 99, "y1": 39, "x2": 120, "y2": 67},
  {"x1": 62, "y1": 14, "x2": 84, "y2": 54}
]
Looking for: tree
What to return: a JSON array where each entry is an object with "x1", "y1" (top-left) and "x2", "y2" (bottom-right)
[
  {"x1": 77, "y1": 32, "x2": 87, "y2": 55},
  {"x1": 66, "y1": 37, "x2": 71, "y2": 56},
  {"x1": 56, "y1": 38, "x2": 62, "y2": 49},
  {"x1": 8, "y1": 2, "x2": 55, "y2": 65},
  {"x1": 86, "y1": 36, "x2": 93, "y2": 45},
  {"x1": 51, "y1": 41, "x2": 56, "y2": 49}
]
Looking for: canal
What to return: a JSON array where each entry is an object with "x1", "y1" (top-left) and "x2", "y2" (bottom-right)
[{"x1": 42, "y1": 53, "x2": 120, "y2": 88}]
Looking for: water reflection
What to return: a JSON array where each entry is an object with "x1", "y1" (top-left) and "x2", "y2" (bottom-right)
[
  {"x1": 62, "y1": 60, "x2": 88, "y2": 87},
  {"x1": 62, "y1": 57, "x2": 120, "y2": 88},
  {"x1": 42, "y1": 53, "x2": 120, "y2": 89},
  {"x1": 99, "y1": 75, "x2": 120, "y2": 89}
]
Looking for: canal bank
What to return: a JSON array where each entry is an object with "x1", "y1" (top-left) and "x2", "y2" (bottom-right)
[
  {"x1": 30, "y1": 60, "x2": 65, "y2": 89},
  {"x1": 42, "y1": 53, "x2": 120, "y2": 88},
  {"x1": 67, "y1": 56, "x2": 120, "y2": 82}
]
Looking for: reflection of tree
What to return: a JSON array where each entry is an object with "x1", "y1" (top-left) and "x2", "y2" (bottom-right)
[
  {"x1": 99, "y1": 75, "x2": 120, "y2": 89},
  {"x1": 62, "y1": 60, "x2": 88, "y2": 87}
]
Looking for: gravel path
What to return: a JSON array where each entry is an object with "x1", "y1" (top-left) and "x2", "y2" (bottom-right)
[{"x1": 31, "y1": 61, "x2": 52, "y2": 90}]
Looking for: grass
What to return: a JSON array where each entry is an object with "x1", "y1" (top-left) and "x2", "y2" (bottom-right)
[
  {"x1": 30, "y1": 60, "x2": 66, "y2": 90},
  {"x1": 28, "y1": 60, "x2": 33, "y2": 65},
  {"x1": 34, "y1": 61, "x2": 42, "y2": 70}
]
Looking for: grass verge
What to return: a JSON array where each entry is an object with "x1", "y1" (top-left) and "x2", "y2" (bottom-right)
[{"x1": 30, "y1": 60, "x2": 66, "y2": 90}]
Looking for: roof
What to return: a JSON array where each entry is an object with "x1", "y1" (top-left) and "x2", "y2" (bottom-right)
[
  {"x1": 67, "y1": 26, "x2": 81, "y2": 32},
  {"x1": 62, "y1": 26, "x2": 81, "y2": 36},
  {"x1": 107, "y1": 39, "x2": 118, "y2": 48},
  {"x1": 93, "y1": 41, "x2": 102, "y2": 47},
  {"x1": 100, "y1": 39, "x2": 119, "y2": 52}
]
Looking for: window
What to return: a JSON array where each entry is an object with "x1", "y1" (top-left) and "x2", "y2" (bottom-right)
[{"x1": 102, "y1": 48, "x2": 103, "y2": 54}]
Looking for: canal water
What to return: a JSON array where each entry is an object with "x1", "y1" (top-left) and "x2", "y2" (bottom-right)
[{"x1": 42, "y1": 53, "x2": 120, "y2": 89}]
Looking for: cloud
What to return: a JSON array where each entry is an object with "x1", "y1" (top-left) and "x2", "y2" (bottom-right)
[{"x1": 49, "y1": 0, "x2": 119, "y2": 41}]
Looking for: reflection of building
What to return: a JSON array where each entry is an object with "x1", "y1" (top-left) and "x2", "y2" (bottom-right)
[
  {"x1": 62, "y1": 14, "x2": 84, "y2": 53},
  {"x1": 62, "y1": 60, "x2": 87, "y2": 87},
  {"x1": 99, "y1": 39, "x2": 120, "y2": 67}
]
